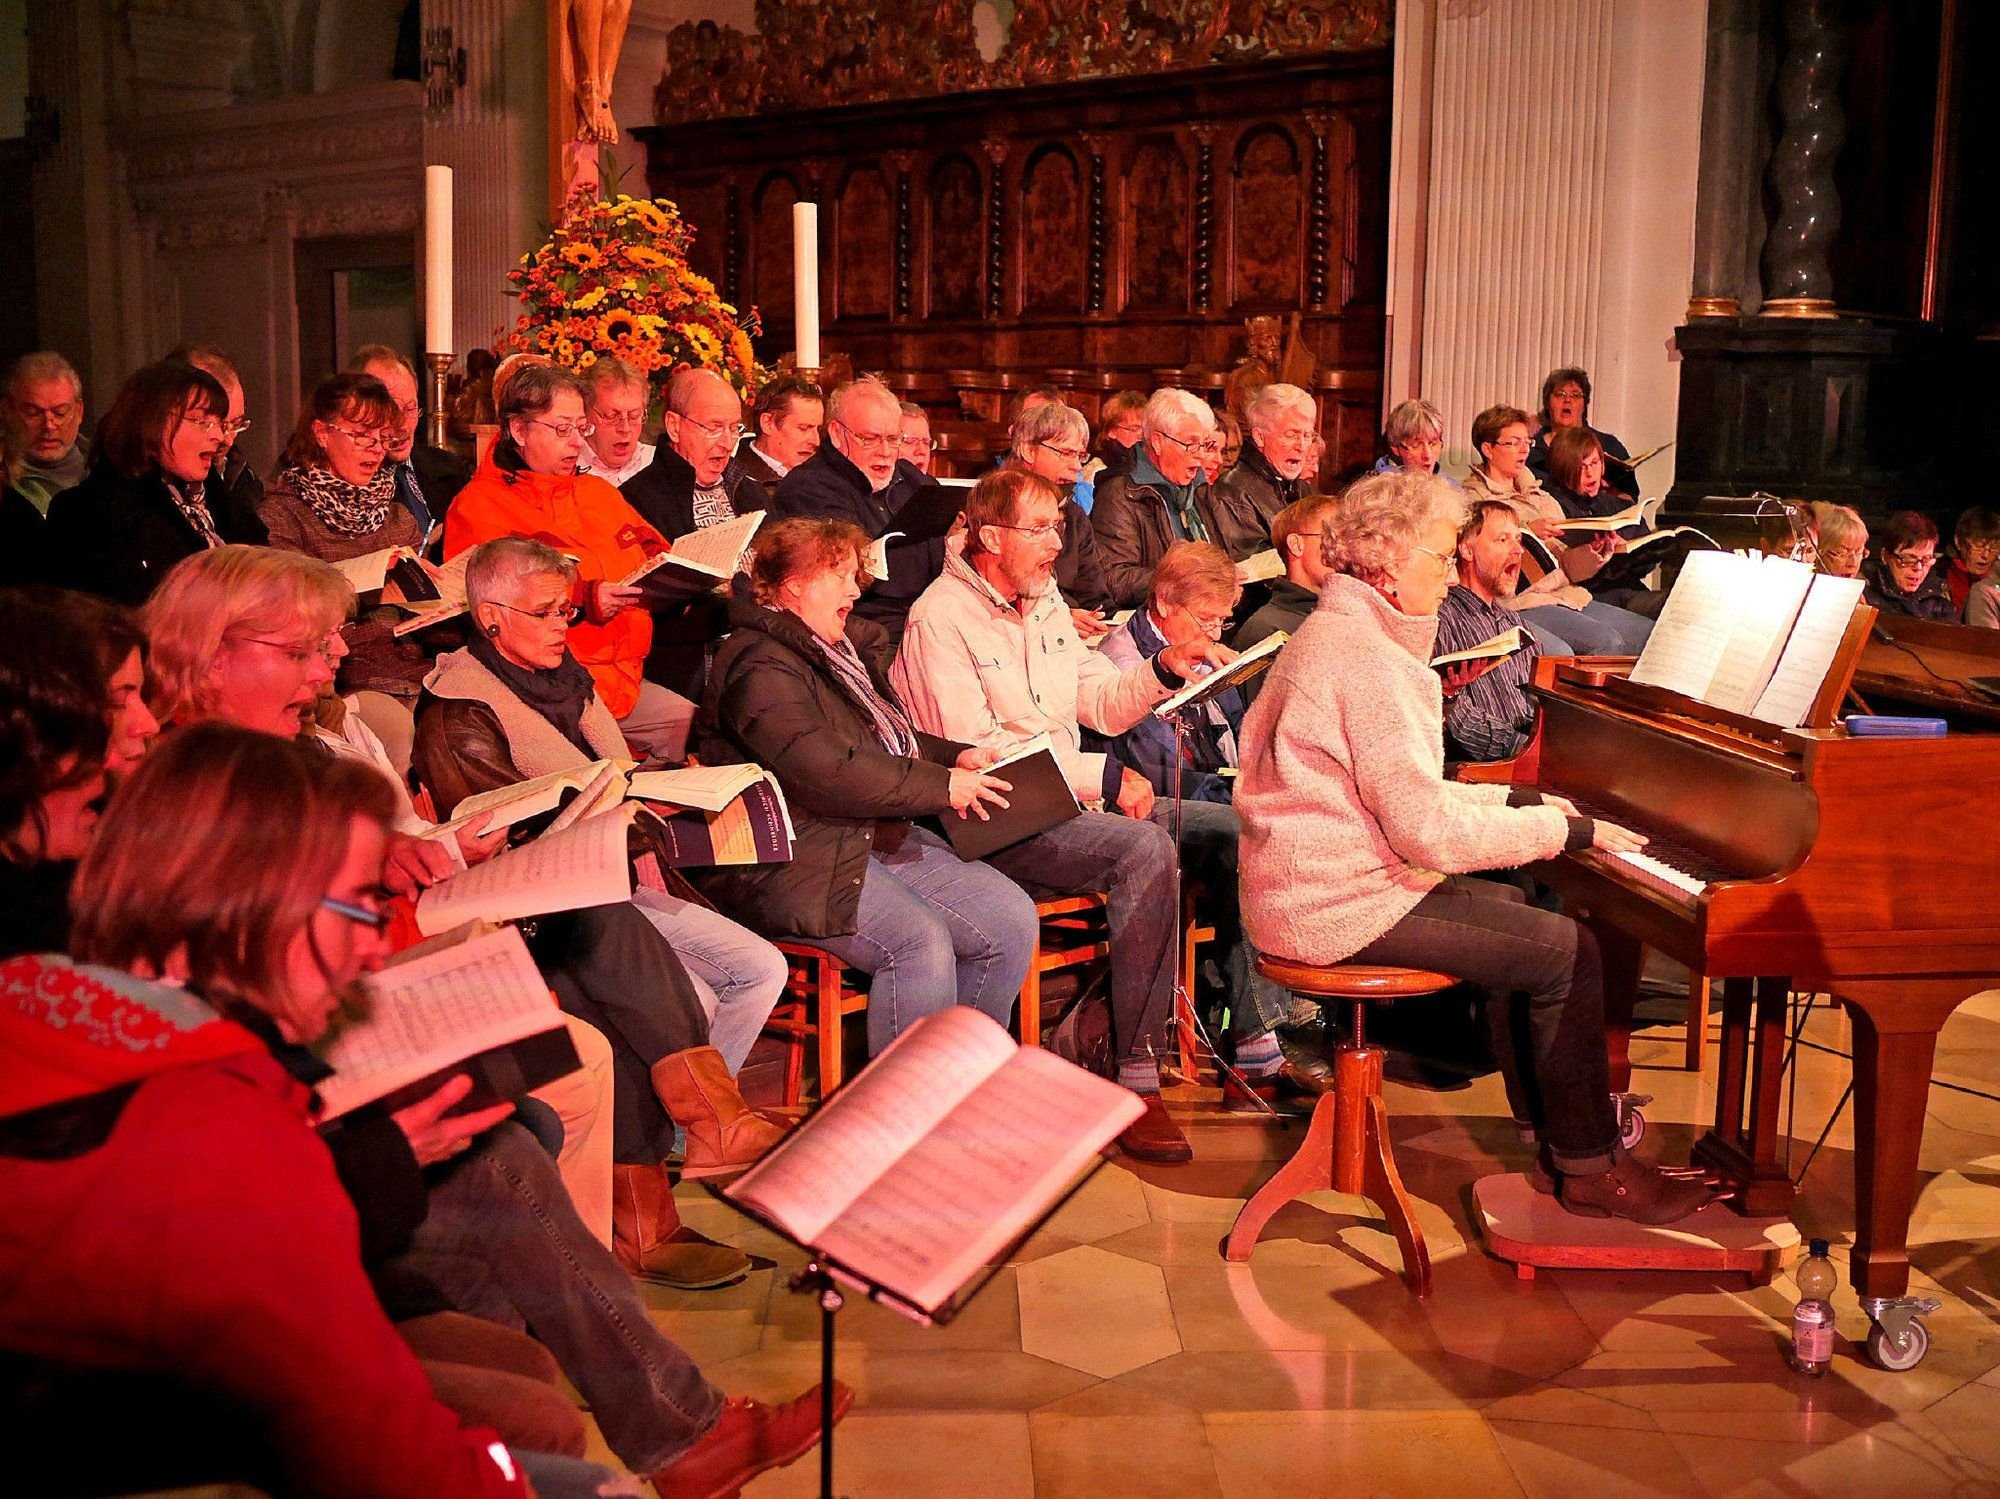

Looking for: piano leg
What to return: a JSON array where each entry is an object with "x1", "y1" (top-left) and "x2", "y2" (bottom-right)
[
  {"x1": 1590, "y1": 920, "x2": 1644, "y2": 1094},
  {"x1": 1693, "y1": 975, "x2": 1798, "y2": 1215},
  {"x1": 1838, "y1": 983, "x2": 1963, "y2": 1304}
]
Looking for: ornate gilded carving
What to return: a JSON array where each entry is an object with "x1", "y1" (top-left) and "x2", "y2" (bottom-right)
[{"x1": 655, "y1": 0, "x2": 1391, "y2": 125}]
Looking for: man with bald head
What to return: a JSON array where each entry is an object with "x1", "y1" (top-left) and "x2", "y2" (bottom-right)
[
  {"x1": 772, "y1": 375, "x2": 946, "y2": 646},
  {"x1": 619, "y1": 366, "x2": 767, "y2": 698},
  {"x1": 347, "y1": 343, "x2": 471, "y2": 533}
]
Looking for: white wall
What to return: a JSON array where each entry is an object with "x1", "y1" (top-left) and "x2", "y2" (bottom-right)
[{"x1": 1386, "y1": 0, "x2": 1706, "y2": 497}]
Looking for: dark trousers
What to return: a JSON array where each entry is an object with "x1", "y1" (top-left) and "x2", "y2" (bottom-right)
[
  {"x1": 1350, "y1": 876, "x2": 1619, "y2": 1173},
  {"x1": 384, "y1": 1120, "x2": 725, "y2": 1476},
  {"x1": 536, "y1": 903, "x2": 710, "y2": 1166},
  {"x1": 987, "y1": 808, "x2": 1177, "y2": 1068}
]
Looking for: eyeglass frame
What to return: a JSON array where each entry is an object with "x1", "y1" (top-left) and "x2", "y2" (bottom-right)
[
  {"x1": 987, "y1": 520, "x2": 1064, "y2": 541},
  {"x1": 320, "y1": 892, "x2": 394, "y2": 933},
  {"x1": 321, "y1": 422, "x2": 388, "y2": 453},
  {"x1": 1885, "y1": 548, "x2": 1937, "y2": 569},
  {"x1": 488, "y1": 600, "x2": 583, "y2": 625},
  {"x1": 1155, "y1": 429, "x2": 1223, "y2": 459},
  {"x1": 522, "y1": 416, "x2": 596, "y2": 441},
  {"x1": 676, "y1": 414, "x2": 744, "y2": 442},
  {"x1": 831, "y1": 419, "x2": 901, "y2": 453},
  {"x1": 1036, "y1": 439, "x2": 1089, "y2": 463}
]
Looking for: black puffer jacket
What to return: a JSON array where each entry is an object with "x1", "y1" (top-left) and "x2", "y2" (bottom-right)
[{"x1": 691, "y1": 599, "x2": 967, "y2": 937}]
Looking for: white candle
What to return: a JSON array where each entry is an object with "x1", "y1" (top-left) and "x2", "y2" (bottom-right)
[
  {"x1": 792, "y1": 201, "x2": 820, "y2": 370},
  {"x1": 424, "y1": 164, "x2": 454, "y2": 355}
]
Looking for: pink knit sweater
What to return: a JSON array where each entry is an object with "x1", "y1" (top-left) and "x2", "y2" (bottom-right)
[{"x1": 1236, "y1": 575, "x2": 1573, "y2": 965}]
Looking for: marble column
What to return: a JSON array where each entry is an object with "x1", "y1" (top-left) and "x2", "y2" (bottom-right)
[
  {"x1": 1686, "y1": 0, "x2": 1762, "y2": 318},
  {"x1": 1760, "y1": 0, "x2": 1846, "y2": 319}
]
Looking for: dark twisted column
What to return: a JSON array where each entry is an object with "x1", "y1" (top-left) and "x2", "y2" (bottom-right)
[
  {"x1": 1304, "y1": 111, "x2": 1333, "y2": 311},
  {"x1": 890, "y1": 151, "x2": 914, "y2": 321},
  {"x1": 1686, "y1": 0, "x2": 1761, "y2": 317},
  {"x1": 983, "y1": 136, "x2": 1008, "y2": 319},
  {"x1": 1192, "y1": 124, "x2": 1216, "y2": 313},
  {"x1": 1761, "y1": 0, "x2": 1846, "y2": 318},
  {"x1": 722, "y1": 181, "x2": 742, "y2": 308},
  {"x1": 1084, "y1": 133, "x2": 1109, "y2": 315}
]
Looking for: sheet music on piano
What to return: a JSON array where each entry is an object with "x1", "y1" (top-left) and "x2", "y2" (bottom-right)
[{"x1": 1627, "y1": 552, "x2": 1865, "y2": 728}]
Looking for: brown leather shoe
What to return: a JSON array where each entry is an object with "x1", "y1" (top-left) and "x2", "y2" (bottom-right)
[
  {"x1": 612, "y1": 1163, "x2": 750, "y2": 1290},
  {"x1": 1559, "y1": 1148, "x2": 1717, "y2": 1226},
  {"x1": 1220, "y1": 1060, "x2": 1325, "y2": 1116},
  {"x1": 1117, "y1": 1092, "x2": 1193, "y2": 1164},
  {"x1": 651, "y1": 1383, "x2": 855, "y2": 1499},
  {"x1": 650, "y1": 1046, "x2": 792, "y2": 1182}
]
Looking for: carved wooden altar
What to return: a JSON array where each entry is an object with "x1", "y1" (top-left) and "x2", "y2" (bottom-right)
[{"x1": 634, "y1": 48, "x2": 1392, "y2": 475}]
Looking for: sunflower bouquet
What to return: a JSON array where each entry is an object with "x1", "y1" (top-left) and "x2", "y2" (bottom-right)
[{"x1": 505, "y1": 194, "x2": 764, "y2": 401}]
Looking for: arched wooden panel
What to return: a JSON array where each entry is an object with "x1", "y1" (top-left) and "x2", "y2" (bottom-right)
[
  {"x1": 1232, "y1": 125, "x2": 1302, "y2": 304},
  {"x1": 928, "y1": 154, "x2": 984, "y2": 318},
  {"x1": 836, "y1": 163, "x2": 892, "y2": 318},
  {"x1": 1020, "y1": 144, "x2": 1083, "y2": 314},
  {"x1": 751, "y1": 171, "x2": 800, "y2": 322},
  {"x1": 673, "y1": 178, "x2": 729, "y2": 289},
  {"x1": 1124, "y1": 135, "x2": 1188, "y2": 312}
]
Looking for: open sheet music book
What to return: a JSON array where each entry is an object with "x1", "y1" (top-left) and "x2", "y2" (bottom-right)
[
  {"x1": 722, "y1": 1008, "x2": 1144, "y2": 1318},
  {"x1": 619, "y1": 509, "x2": 764, "y2": 588},
  {"x1": 425, "y1": 760, "x2": 631, "y2": 842},
  {"x1": 316, "y1": 923, "x2": 580, "y2": 1120},
  {"x1": 863, "y1": 532, "x2": 903, "y2": 582},
  {"x1": 1234, "y1": 549, "x2": 1285, "y2": 585},
  {"x1": 413, "y1": 803, "x2": 636, "y2": 934},
  {"x1": 1555, "y1": 497, "x2": 1651, "y2": 534},
  {"x1": 390, "y1": 551, "x2": 476, "y2": 635},
  {"x1": 1431, "y1": 627, "x2": 1523, "y2": 668},
  {"x1": 1152, "y1": 630, "x2": 1288, "y2": 718},
  {"x1": 627, "y1": 764, "x2": 797, "y2": 867},
  {"x1": 333, "y1": 545, "x2": 428, "y2": 595},
  {"x1": 1626, "y1": 551, "x2": 1867, "y2": 727},
  {"x1": 1604, "y1": 440, "x2": 1674, "y2": 473}
]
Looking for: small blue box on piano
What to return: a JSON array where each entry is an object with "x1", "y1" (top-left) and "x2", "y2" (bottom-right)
[{"x1": 1843, "y1": 715, "x2": 1947, "y2": 738}]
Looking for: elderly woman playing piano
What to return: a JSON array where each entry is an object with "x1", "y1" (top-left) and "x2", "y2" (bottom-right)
[{"x1": 1235, "y1": 469, "x2": 1712, "y2": 1225}]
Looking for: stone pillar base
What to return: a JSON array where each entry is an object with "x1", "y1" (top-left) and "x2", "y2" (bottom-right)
[{"x1": 1686, "y1": 295, "x2": 1741, "y2": 318}]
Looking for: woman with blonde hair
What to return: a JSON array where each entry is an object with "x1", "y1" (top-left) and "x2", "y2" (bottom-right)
[{"x1": 1237, "y1": 469, "x2": 1710, "y2": 1224}]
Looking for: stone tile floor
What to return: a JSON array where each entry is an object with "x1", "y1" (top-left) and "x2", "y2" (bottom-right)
[{"x1": 609, "y1": 990, "x2": 2000, "y2": 1497}]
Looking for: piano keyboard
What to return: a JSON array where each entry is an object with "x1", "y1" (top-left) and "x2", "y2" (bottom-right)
[{"x1": 1552, "y1": 793, "x2": 1736, "y2": 905}]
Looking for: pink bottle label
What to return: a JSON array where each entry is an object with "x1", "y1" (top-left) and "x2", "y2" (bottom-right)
[{"x1": 1795, "y1": 1319, "x2": 1833, "y2": 1362}]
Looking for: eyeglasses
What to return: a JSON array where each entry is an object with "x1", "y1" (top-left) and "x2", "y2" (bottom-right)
[
  {"x1": 1037, "y1": 440, "x2": 1089, "y2": 462},
  {"x1": 1410, "y1": 545, "x2": 1455, "y2": 568},
  {"x1": 15, "y1": 399, "x2": 78, "y2": 425},
  {"x1": 491, "y1": 600, "x2": 582, "y2": 625},
  {"x1": 1492, "y1": 437, "x2": 1533, "y2": 452},
  {"x1": 593, "y1": 407, "x2": 647, "y2": 430},
  {"x1": 1179, "y1": 605, "x2": 1233, "y2": 638},
  {"x1": 989, "y1": 521, "x2": 1064, "y2": 541},
  {"x1": 901, "y1": 433, "x2": 939, "y2": 451},
  {"x1": 679, "y1": 415, "x2": 744, "y2": 442},
  {"x1": 183, "y1": 415, "x2": 227, "y2": 438},
  {"x1": 223, "y1": 417, "x2": 251, "y2": 439},
  {"x1": 833, "y1": 421, "x2": 901, "y2": 452},
  {"x1": 1157, "y1": 431, "x2": 1223, "y2": 459},
  {"x1": 320, "y1": 890, "x2": 394, "y2": 933},
  {"x1": 1886, "y1": 549, "x2": 1936, "y2": 569},
  {"x1": 524, "y1": 418, "x2": 595, "y2": 440},
  {"x1": 324, "y1": 424, "x2": 387, "y2": 452},
  {"x1": 1820, "y1": 544, "x2": 1865, "y2": 562},
  {"x1": 236, "y1": 634, "x2": 338, "y2": 667}
]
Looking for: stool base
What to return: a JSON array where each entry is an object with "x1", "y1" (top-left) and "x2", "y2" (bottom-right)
[{"x1": 1472, "y1": 1172, "x2": 1797, "y2": 1283}]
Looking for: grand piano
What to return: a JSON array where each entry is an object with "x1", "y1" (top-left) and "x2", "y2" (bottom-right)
[{"x1": 1504, "y1": 616, "x2": 2000, "y2": 1366}]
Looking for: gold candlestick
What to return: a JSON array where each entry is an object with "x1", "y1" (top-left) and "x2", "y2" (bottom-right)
[{"x1": 425, "y1": 351, "x2": 454, "y2": 448}]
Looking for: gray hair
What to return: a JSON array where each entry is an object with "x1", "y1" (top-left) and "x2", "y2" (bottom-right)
[
  {"x1": 582, "y1": 354, "x2": 647, "y2": 403},
  {"x1": 498, "y1": 363, "x2": 585, "y2": 426},
  {"x1": 1326, "y1": 470, "x2": 1466, "y2": 585},
  {"x1": 7, "y1": 350, "x2": 83, "y2": 401},
  {"x1": 666, "y1": 364, "x2": 737, "y2": 416},
  {"x1": 1141, "y1": 388, "x2": 1215, "y2": 444},
  {"x1": 1383, "y1": 399, "x2": 1445, "y2": 448},
  {"x1": 826, "y1": 375, "x2": 900, "y2": 429},
  {"x1": 1243, "y1": 382, "x2": 1314, "y2": 434},
  {"x1": 1010, "y1": 400, "x2": 1088, "y2": 459},
  {"x1": 1810, "y1": 501, "x2": 1868, "y2": 552},
  {"x1": 464, "y1": 537, "x2": 578, "y2": 609}
]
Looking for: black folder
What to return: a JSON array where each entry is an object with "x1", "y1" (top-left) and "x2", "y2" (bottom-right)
[{"x1": 941, "y1": 745, "x2": 1081, "y2": 860}]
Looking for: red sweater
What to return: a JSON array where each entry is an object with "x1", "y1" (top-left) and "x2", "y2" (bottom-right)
[{"x1": 0, "y1": 955, "x2": 528, "y2": 1499}]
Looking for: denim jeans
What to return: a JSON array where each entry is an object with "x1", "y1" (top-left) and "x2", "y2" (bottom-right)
[
  {"x1": 986, "y1": 809, "x2": 1177, "y2": 1069},
  {"x1": 1149, "y1": 797, "x2": 1291, "y2": 1039},
  {"x1": 1348, "y1": 876, "x2": 1619, "y2": 1173},
  {"x1": 810, "y1": 824, "x2": 1039, "y2": 1054},
  {"x1": 630, "y1": 887, "x2": 789, "y2": 1074},
  {"x1": 1520, "y1": 599, "x2": 1653, "y2": 655},
  {"x1": 385, "y1": 1120, "x2": 725, "y2": 1476}
]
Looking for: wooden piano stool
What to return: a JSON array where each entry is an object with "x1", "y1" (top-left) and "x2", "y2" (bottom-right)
[
  {"x1": 1472, "y1": 1172, "x2": 1799, "y2": 1283},
  {"x1": 1224, "y1": 957, "x2": 1454, "y2": 1297}
]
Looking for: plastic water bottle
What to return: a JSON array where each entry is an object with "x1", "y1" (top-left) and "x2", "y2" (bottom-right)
[{"x1": 1788, "y1": 1238, "x2": 1837, "y2": 1376}]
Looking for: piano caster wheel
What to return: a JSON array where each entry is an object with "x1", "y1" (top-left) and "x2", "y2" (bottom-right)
[
  {"x1": 1862, "y1": 1296, "x2": 1941, "y2": 1372},
  {"x1": 1614, "y1": 1092, "x2": 1652, "y2": 1151}
]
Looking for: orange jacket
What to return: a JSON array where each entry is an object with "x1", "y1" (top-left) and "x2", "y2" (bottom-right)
[{"x1": 443, "y1": 455, "x2": 668, "y2": 717}]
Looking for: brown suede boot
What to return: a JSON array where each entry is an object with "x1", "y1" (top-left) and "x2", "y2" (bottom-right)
[
  {"x1": 1559, "y1": 1147, "x2": 1718, "y2": 1226},
  {"x1": 650, "y1": 1046, "x2": 791, "y2": 1182},
  {"x1": 611, "y1": 1162, "x2": 750, "y2": 1289}
]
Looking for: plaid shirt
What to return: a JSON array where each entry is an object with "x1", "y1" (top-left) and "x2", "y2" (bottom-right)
[{"x1": 1433, "y1": 584, "x2": 1541, "y2": 762}]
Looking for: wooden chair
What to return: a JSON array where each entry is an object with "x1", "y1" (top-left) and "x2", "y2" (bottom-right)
[
  {"x1": 1225, "y1": 957, "x2": 1457, "y2": 1297},
  {"x1": 1174, "y1": 885, "x2": 1218, "y2": 1082},
  {"x1": 768, "y1": 895, "x2": 1114, "y2": 1103}
]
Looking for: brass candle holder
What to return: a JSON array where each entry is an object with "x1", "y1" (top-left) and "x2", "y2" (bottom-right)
[{"x1": 425, "y1": 351, "x2": 454, "y2": 448}]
